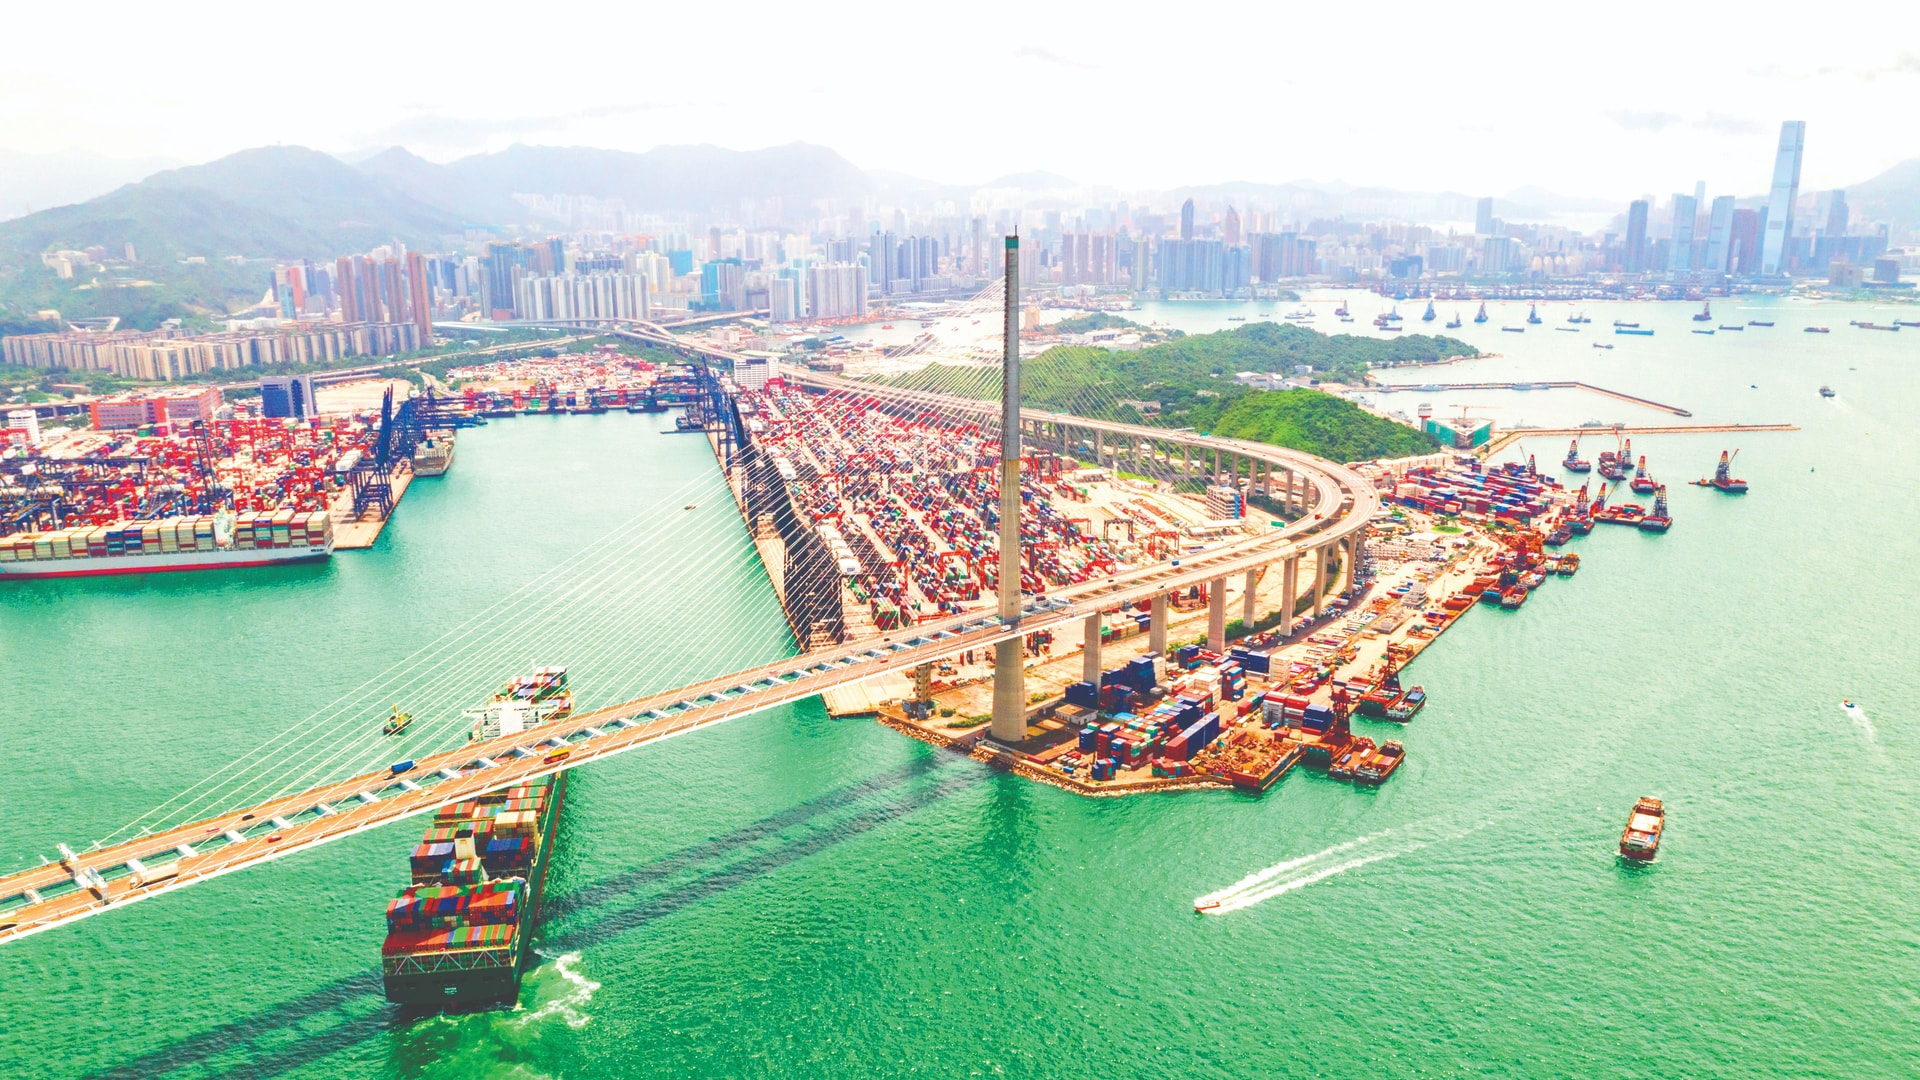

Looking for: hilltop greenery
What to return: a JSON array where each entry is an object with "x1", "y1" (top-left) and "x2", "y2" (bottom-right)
[
  {"x1": 1047, "y1": 312, "x2": 1148, "y2": 334},
  {"x1": 1211, "y1": 389, "x2": 1437, "y2": 461},
  {"x1": 882, "y1": 322, "x2": 1455, "y2": 461}
]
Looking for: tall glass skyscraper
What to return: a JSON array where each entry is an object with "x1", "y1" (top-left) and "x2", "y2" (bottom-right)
[
  {"x1": 1667, "y1": 194, "x2": 1698, "y2": 272},
  {"x1": 1761, "y1": 121, "x2": 1806, "y2": 276}
]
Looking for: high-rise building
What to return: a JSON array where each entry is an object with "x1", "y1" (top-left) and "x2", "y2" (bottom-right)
[
  {"x1": 1179, "y1": 198, "x2": 1195, "y2": 241},
  {"x1": 1624, "y1": 200, "x2": 1650, "y2": 273},
  {"x1": 406, "y1": 251, "x2": 432, "y2": 344},
  {"x1": 1475, "y1": 197, "x2": 1495, "y2": 235},
  {"x1": 1222, "y1": 206, "x2": 1241, "y2": 247},
  {"x1": 259, "y1": 374, "x2": 318, "y2": 420},
  {"x1": 1761, "y1": 120, "x2": 1806, "y2": 276},
  {"x1": 1824, "y1": 190, "x2": 1849, "y2": 237},
  {"x1": 807, "y1": 262, "x2": 868, "y2": 319},
  {"x1": 1728, "y1": 209, "x2": 1762, "y2": 274},
  {"x1": 1668, "y1": 194, "x2": 1698, "y2": 272},
  {"x1": 1704, "y1": 196, "x2": 1736, "y2": 273}
]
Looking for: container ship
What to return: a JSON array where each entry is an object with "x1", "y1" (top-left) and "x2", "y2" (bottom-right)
[
  {"x1": 381, "y1": 770, "x2": 567, "y2": 1006},
  {"x1": 0, "y1": 509, "x2": 331, "y2": 578},
  {"x1": 412, "y1": 432, "x2": 455, "y2": 476},
  {"x1": 468, "y1": 666, "x2": 573, "y2": 741}
]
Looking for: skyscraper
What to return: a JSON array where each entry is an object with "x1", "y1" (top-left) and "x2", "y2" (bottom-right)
[
  {"x1": 1624, "y1": 200, "x2": 1650, "y2": 273},
  {"x1": 1761, "y1": 121, "x2": 1806, "y2": 276},
  {"x1": 1222, "y1": 206, "x2": 1241, "y2": 247},
  {"x1": 1704, "y1": 196, "x2": 1736, "y2": 273},
  {"x1": 1728, "y1": 209, "x2": 1762, "y2": 274},
  {"x1": 1179, "y1": 198, "x2": 1195, "y2": 241},
  {"x1": 1824, "y1": 190, "x2": 1848, "y2": 236},
  {"x1": 1667, "y1": 194, "x2": 1698, "y2": 272},
  {"x1": 1475, "y1": 197, "x2": 1495, "y2": 235},
  {"x1": 406, "y1": 251, "x2": 431, "y2": 343}
]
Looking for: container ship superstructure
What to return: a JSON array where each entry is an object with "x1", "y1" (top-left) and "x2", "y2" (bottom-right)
[
  {"x1": 0, "y1": 509, "x2": 331, "y2": 578},
  {"x1": 382, "y1": 667, "x2": 574, "y2": 1006}
]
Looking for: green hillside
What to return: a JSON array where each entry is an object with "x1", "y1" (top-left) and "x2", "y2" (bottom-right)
[{"x1": 1211, "y1": 389, "x2": 1437, "y2": 461}]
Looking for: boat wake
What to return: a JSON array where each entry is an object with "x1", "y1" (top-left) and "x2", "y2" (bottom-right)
[
  {"x1": 515, "y1": 951, "x2": 600, "y2": 1029},
  {"x1": 1195, "y1": 817, "x2": 1490, "y2": 915},
  {"x1": 1840, "y1": 702, "x2": 1876, "y2": 743}
]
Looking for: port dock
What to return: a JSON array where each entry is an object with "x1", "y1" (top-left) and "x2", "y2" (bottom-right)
[{"x1": 1365, "y1": 380, "x2": 1696, "y2": 417}]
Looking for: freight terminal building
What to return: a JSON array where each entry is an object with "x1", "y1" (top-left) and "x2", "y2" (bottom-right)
[
  {"x1": 88, "y1": 386, "x2": 223, "y2": 430},
  {"x1": 1, "y1": 321, "x2": 422, "y2": 380},
  {"x1": 1424, "y1": 416, "x2": 1493, "y2": 450}
]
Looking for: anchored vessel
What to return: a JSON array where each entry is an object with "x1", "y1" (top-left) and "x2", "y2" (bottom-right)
[
  {"x1": 0, "y1": 509, "x2": 332, "y2": 578},
  {"x1": 1619, "y1": 797, "x2": 1664, "y2": 861},
  {"x1": 468, "y1": 667, "x2": 574, "y2": 741},
  {"x1": 412, "y1": 432, "x2": 455, "y2": 476}
]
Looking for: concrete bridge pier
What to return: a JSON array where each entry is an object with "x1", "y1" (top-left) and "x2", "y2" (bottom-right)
[
  {"x1": 1207, "y1": 576, "x2": 1227, "y2": 653},
  {"x1": 1149, "y1": 594, "x2": 1168, "y2": 654},
  {"x1": 1282, "y1": 555, "x2": 1299, "y2": 636},
  {"x1": 1312, "y1": 544, "x2": 1328, "y2": 619},
  {"x1": 1242, "y1": 568, "x2": 1258, "y2": 628},
  {"x1": 1081, "y1": 612, "x2": 1102, "y2": 684}
]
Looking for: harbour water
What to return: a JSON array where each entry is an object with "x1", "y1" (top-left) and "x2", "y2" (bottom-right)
[{"x1": 3, "y1": 310, "x2": 1918, "y2": 1078}]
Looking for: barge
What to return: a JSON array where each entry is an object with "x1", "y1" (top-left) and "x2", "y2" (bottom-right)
[{"x1": 1619, "y1": 797, "x2": 1664, "y2": 861}]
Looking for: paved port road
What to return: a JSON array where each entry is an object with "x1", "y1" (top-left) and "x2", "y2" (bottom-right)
[{"x1": 0, "y1": 397, "x2": 1375, "y2": 944}]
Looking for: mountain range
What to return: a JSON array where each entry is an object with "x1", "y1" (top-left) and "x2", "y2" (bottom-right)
[{"x1": 1, "y1": 142, "x2": 1917, "y2": 272}]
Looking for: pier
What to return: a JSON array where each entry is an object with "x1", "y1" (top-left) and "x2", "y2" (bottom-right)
[
  {"x1": 1481, "y1": 423, "x2": 1798, "y2": 458},
  {"x1": 1364, "y1": 380, "x2": 1695, "y2": 417}
]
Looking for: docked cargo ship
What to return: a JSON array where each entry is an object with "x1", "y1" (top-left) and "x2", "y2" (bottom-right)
[
  {"x1": 412, "y1": 432, "x2": 455, "y2": 476},
  {"x1": 381, "y1": 771, "x2": 567, "y2": 1005},
  {"x1": 0, "y1": 509, "x2": 331, "y2": 578}
]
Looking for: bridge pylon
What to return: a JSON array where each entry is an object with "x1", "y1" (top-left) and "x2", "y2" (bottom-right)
[{"x1": 991, "y1": 234, "x2": 1027, "y2": 744}]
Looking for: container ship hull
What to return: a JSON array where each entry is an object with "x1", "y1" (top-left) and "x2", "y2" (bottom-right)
[
  {"x1": 383, "y1": 771, "x2": 566, "y2": 1006},
  {"x1": 0, "y1": 543, "x2": 330, "y2": 577},
  {"x1": 2, "y1": 512, "x2": 334, "y2": 578}
]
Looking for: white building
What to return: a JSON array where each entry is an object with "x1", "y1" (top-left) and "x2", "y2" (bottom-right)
[
  {"x1": 806, "y1": 262, "x2": 869, "y2": 319},
  {"x1": 514, "y1": 272, "x2": 650, "y2": 322}
]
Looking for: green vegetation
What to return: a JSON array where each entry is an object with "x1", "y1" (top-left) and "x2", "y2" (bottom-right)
[
  {"x1": 884, "y1": 322, "x2": 1458, "y2": 461},
  {"x1": 1048, "y1": 312, "x2": 1147, "y2": 334},
  {"x1": 1211, "y1": 389, "x2": 1437, "y2": 462}
]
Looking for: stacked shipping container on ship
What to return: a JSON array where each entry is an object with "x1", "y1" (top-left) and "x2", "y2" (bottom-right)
[
  {"x1": 1386, "y1": 460, "x2": 1558, "y2": 523},
  {"x1": 382, "y1": 771, "x2": 567, "y2": 1006},
  {"x1": 0, "y1": 509, "x2": 332, "y2": 577}
]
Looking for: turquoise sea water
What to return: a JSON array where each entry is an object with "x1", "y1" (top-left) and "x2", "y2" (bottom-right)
[{"x1": 2, "y1": 307, "x2": 1917, "y2": 1078}]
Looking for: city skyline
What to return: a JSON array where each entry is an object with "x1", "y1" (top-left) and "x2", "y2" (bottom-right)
[{"x1": 4, "y1": 3, "x2": 1919, "y2": 200}]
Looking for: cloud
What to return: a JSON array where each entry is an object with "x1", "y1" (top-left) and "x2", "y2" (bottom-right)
[
  {"x1": 350, "y1": 103, "x2": 671, "y2": 151},
  {"x1": 1012, "y1": 46, "x2": 1093, "y2": 70},
  {"x1": 1608, "y1": 111, "x2": 1683, "y2": 133},
  {"x1": 1608, "y1": 111, "x2": 1763, "y2": 137}
]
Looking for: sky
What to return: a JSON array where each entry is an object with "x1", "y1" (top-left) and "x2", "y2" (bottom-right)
[{"x1": 4, "y1": 1, "x2": 1918, "y2": 201}]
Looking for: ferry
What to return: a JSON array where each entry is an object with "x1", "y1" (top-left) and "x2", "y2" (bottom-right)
[
  {"x1": 1473, "y1": 302, "x2": 1488, "y2": 324},
  {"x1": 1693, "y1": 302, "x2": 1712, "y2": 322},
  {"x1": 1619, "y1": 797, "x2": 1664, "y2": 861}
]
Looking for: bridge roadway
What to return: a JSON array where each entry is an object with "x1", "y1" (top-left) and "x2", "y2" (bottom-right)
[{"x1": 0, "y1": 391, "x2": 1376, "y2": 945}]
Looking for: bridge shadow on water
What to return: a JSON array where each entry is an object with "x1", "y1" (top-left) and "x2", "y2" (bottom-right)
[{"x1": 92, "y1": 753, "x2": 989, "y2": 1080}]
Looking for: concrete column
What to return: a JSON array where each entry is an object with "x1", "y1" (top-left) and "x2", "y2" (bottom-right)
[
  {"x1": 1282, "y1": 556, "x2": 1299, "y2": 635},
  {"x1": 1081, "y1": 612, "x2": 1102, "y2": 685},
  {"x1": 1283, "y1": 467, "x2": 1295, "y2": 514},
  {"x1": 1181, "y1": 444, "x2": 1190, "y2": 477},
  {"x1": 1149, "y1": 593, "x2": 1168, "y2": 654},
  {"x1": 990, "y1": 233, "x2": 1026, "y2": 744},
  {"x1": 1207, "y1": 576, "x2": 1227, "y2": 653},
  {"x1": 1242, "y1": 568, "x2": 1258, "y2": 628},
  {"x1": 912, "y1": 662, "x2": 932, "y2": 704},
  {"x1": 1094, "y1": 429, "x2": 1103, "y2": 467},
  {"x1": 1312, "y1": 544, "x2": 1327, "y2": 619}
]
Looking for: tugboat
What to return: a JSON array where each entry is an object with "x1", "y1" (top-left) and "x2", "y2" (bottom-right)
[
  {"x1": 1692, "y1": 450, "x2": 1748, "y2": 494},
  {"x1": 1563, "y1": 439, "x2": 1591, "y2": 472},
  {"x1": 1619, "y1": 797, "x2": 1664, "y2": 861},
  {"x1": 382, "y1": 706, "x2": 414, "y2": 736},
  {"x1": 1692, "y1": 301, "x2": 1712, "y2": 322},
  {"x1": 1473, "y1": 302, "x2": 1488, "y2": 324}
]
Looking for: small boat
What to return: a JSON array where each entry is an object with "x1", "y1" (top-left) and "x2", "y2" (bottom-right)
[
  {"x1": 684, "y1": 503, "x2": 697, "y2": 510},
  {"x1": 1842, "y1": 699, "x2": 1857, "y2": 710},
  {"x1": 1805, "y1": 326, "x2": 1830, "y2": 333},
  {"x1": 880, "y1": 324, "x2": 894, "y2": 330},
  {"x1": 1195, "y1": 899, "x2": 1221, "y2": 913},
  {"x1": 1896, "y1": 320, "x2": 1920, "y2": 328},
  {"x1": 1692, "y1": 301, "x2": 1712, "y2": 322},
  {"x1": 1613, "y1": 320, "x2": 1640, "y2": 327},
  {"x1": 1718, "y1": 325, "x2": 1744, "y2": 331},
  {"x1": 1819, "y1": 386, "x2": 1835, "y2": 398},
  {"x1": 1619, "y1": 797, "x2": 1664, "y2": 861},
  {"x1": 1593, "y1": 342, "x2": 1614, "y2": 349},
  {"x1": 383, "y1": 706, "x2": 414, "y2": 736},
  {"x1": 1502, "y1": 326, "x2": 1525, "y2": 333},
  {"x1": 1749, "y1": 320, "x2": 1774, "y2": 327},
  {"x1": 1556, "y1": 326, "x2": 1580, "y2": 332},
  {"x1": 1692, "y1": 328, "x2": 1715, "y2": 335},
  {"x1": 1616, "y1": 327, "x2": 1654, "y2": 336},
  {"x1": 1226, "y1": 315, "x2": 1247, "y2": 321}
]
